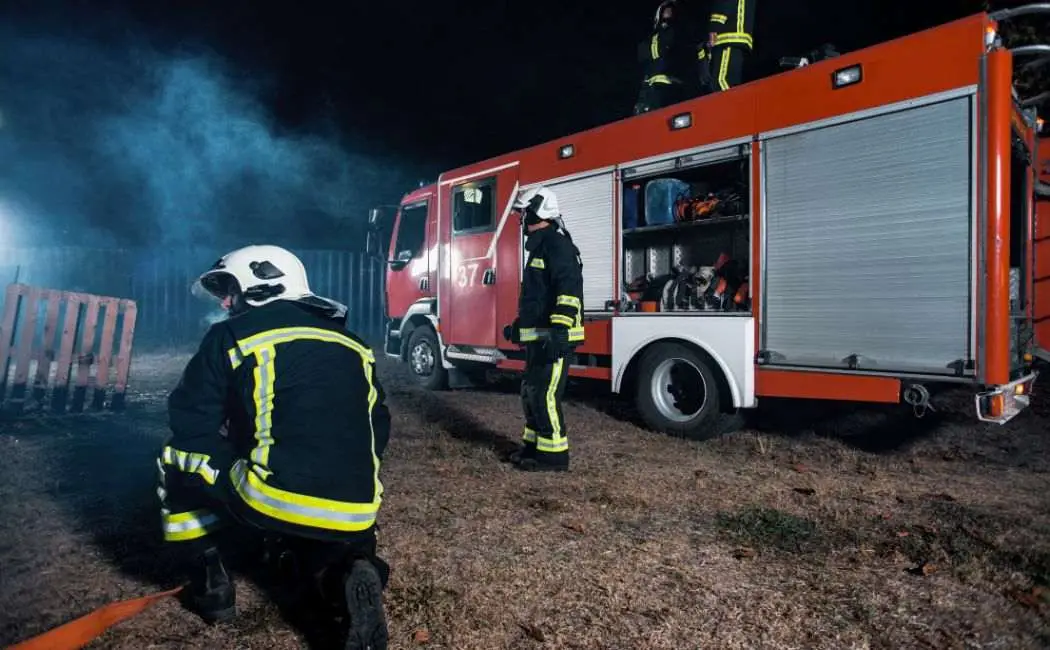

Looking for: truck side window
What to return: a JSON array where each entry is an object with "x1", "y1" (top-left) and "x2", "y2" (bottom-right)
[
  {"x1": 452, "y1": 179, "x2": 495, "y2": 233},
  {"x1": 394, "y1": 202, "x2": 428, "y2": 260}
]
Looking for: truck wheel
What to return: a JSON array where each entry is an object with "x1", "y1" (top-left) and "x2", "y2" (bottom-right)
[
  {"x1": 406, "y1": 326, "x2": 448, "y2": 391},
  {"x1": 634, "y1": 342, "x2": 723, "y2": 439}
]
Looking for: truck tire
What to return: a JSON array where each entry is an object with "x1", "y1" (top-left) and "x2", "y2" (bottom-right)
[
  {"x1": 405, "y1": 326, "x2": 448, "y2": 391},
  {"x1": 634, "y1": 341, "x2": 724, "y2": 439}
]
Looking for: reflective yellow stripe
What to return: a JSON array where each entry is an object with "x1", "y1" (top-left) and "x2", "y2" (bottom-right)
[
  {"x1": 230, "y1": 459, "x2": 379, "y2": 532},
  {"x1": 520, "y1": 325, "x2": 586, "y2": 343},
  {"x1": 711, "y1": 12, "x2": 727, "y2": 23},
  {"x1": 234, "y1": 327, "x2": 375, "y2": 363},
  {"x1": 161, "y1": 446, "x2": 219, "y2": 485},
  {"x1": 249, "y1": 345, "x2": 277, "y2": 471},
  {"x1": 713, "y1": 32, "x2": 753, "y2": 48},
  {"x1": 650, "y1": 33, "x2": 660, "y2": 60},
  {"x1": 522, "y1": 427, "x2": 537, "y2": 443},
  {"x1": 718, "y1": 48, "x2": 732, "y2": 90},
  {"x1": 536, "y1": 435, "x2": 569, "y2": 453},
  {"x1": 225, "y1": 326, "x2": 384, "y2": 525},
  {"x1": 645, "y1": 74, "x2": 675, "y2": 85},
  {"x1": 737, "y1": 0, "x2": 745, "y2": 34},
  {"x1": 161, "y1": 507, "x2": 225, "y2": 542},
  {"x1": 555, "y1": 295, "x2": 581, "y2": 310},
  {"x1": 550, "y1": 314, "x2": 574, "y2": 327},
  {"x1": 698, "y1": 48, "x2": 707, "y2": 60},
  {"x1": 529, "y1": 257, "x2": 545, "y2": 269},
  {"x1": 543, "y1": 358, "x2": 566, "y2": 449}
]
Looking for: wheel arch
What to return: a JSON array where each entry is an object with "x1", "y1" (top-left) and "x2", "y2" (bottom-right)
[
  {"x1": 396, "y1": 299, "x2": 453, "y2": 370},
  {"x1": 615, "y1": 337, "x2": 740, "y2": 411}
]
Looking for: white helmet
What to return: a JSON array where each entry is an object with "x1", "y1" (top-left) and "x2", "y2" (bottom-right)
[
  {"x1": 193, "y1": 244, "x2": 346, "y2": 320},
  {"x1": 514, "y1": 186, "x2": 561, "y2": 221},
  {"x1": 653, "y1": 0, "x2": 677, "y2": 28}
]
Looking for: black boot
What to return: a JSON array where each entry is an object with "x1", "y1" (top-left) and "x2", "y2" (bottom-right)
[
  {"x1": 343, "y1": 559, "x2": 389, "y2": 650},
  {"x1": 515, "y1": 452, "x2": 569, "y2": 473},
  {"x1": 188, "y1": 547, "x2": 236, "y2": 624},
  {"x1": 505, "y1": 443, "x2": 536, "y2": 465}
]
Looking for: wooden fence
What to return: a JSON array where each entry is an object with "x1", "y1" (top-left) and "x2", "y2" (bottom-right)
[{"x1": 0, "y1": 284, "x2": 137, "y2": 415}]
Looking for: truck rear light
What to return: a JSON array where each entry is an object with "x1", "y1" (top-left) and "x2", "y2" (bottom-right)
[
  {"x1": 831, "y1": 64, "x2": 862, "y2": 89},
  {"x1": 975, "y1": 371, "x2": 1038, "y2": 424},
  {"x1": 985, "y1": 24, "x2": 999, "y2": 49}
]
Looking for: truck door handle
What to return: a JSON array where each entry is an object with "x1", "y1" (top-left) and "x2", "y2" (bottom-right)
[
  {"x1": 419, "y1": 277, "x2": 430, "y2": 291},
  {"x1": 483, "y1": 269, "x2": 496, "y2": 285}
]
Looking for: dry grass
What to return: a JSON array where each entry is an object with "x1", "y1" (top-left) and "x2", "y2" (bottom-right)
[{"x1": 1, "y1": 352, "x2": 1049, "y2": 649}]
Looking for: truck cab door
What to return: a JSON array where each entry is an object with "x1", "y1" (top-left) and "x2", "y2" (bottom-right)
[
  {"x1": 384, "y1": 198, "x2": 432, "y2": 319},
  {"x1": 1034, "y1": 138, "x2": 1050, "y2": 360},
  {"x1": 440, "y1": 165, "x2": 519, "y2": 350}
]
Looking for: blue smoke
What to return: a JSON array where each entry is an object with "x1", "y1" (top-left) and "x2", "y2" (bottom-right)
[{"x1": 0, "y1": 28, "x2": 404, "y2": 249}]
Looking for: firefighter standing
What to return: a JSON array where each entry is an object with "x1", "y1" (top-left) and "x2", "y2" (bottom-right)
[
  {"x1": 158, "y1": 244, "x2": 391, "y2": 650},
  {"x1": 634, "y1": 0, "x2": 699, "y2": 115},
  {"x1": 502, "y1": 187, "x2": 584, "y2": 472},
  {"x1": 699, "y1": 0, "x2": 757, "y2": 93}
]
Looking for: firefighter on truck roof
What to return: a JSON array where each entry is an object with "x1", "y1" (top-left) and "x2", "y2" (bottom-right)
[
  {"x1": 502, "y1": 186, "x2": 585, "y2": 472},
  {"x1": 699, "y1": 0, "x2": 757, "y2": 93},
  {"x1": 157, "y1": 244, "x2": 391, "y2": 650},
  {"x1": 634, "y1": 0, "x2": 699, "y2": 114}
]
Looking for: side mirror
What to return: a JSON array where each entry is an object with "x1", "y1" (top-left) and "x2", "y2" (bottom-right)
[
  {"x1": 366, "y1": 229, "x2": 382, "y2": 261},
  {"x1": 389, "y1": 249, "x2": 412, "y2": 271}
]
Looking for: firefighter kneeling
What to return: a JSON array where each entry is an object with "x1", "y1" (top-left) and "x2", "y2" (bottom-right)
[
  {"x1": 157, "y1": 244, "x2": 391, "y2": 650},
  {"x1": 503, "y1": 186, "x2": 584, "y2": 472}
]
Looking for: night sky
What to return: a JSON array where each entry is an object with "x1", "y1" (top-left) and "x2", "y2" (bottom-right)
[
  {"x1": 7, "y1": 1, "x2": 991, "y2": 167},
  {"x1": 0, "y1": 0, "x2": 1015, "y2": 246}
]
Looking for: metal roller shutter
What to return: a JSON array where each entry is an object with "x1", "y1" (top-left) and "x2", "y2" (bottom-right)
[{"x1": 761, "y1": 95, "x2": 974, "y2": 375}]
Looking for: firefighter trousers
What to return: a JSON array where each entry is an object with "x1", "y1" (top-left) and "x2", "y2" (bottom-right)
[
  {"x1": 157, "y1": 446, "x2": 388, "y2": 587},
  {"x1": 634, "y1": 79, "x2": 690, "y2": 115},
  {"x1": 709, "y1": 43, "x2": 748, "y2": 91},
  {"x1": 520, "y1": 343, "x2": 571, "y2": 467}
]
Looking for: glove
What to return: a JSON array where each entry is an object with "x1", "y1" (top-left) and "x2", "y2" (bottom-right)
[
  {"x1": 502, "y1": 320, "x2": 521, "y2": 345},
  {"x1": 544, "y1": 326, "x2": 571, "y2": 361}
]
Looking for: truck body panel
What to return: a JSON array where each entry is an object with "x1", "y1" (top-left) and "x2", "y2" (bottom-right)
[{"x1": 373, "y1": 8, "x2": 1047, "y2": 430}]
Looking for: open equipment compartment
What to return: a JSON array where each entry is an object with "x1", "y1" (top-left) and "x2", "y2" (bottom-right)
[{"x1": 616, "y1": 143, "x2": 752, "y2": 315}]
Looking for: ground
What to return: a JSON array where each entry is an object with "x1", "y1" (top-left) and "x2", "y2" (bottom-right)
[{"x1": 1, "y1": 353, "x2": 1049, "y2": 650}]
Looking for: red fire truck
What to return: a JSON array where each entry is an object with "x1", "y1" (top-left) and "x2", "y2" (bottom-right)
[{"x1": 366, "y1": 6, "x2": 1049, "y2": 437}]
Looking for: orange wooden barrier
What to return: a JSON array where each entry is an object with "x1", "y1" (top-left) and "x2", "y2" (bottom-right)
[
  {"x1": 6, "y1": 586, "x2": 184, "y2": 650},
  {"x1": 0, "y1": 283, "x2": 138, "y2": 415}
]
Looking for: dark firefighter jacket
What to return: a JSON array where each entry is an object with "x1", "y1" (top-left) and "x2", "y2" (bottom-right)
[
  {"x1": 706, "y1": 0, "x2": 756, "y2": 51},
  {"x1": 163, "y1": 299, "x2": 391, "y2": 539},
  {"x1": 638, "y1": 22, "x2": 699, "y2": 87},
  {"x1": 516, "y1": 226, "x2": 585, "y2": 345}
]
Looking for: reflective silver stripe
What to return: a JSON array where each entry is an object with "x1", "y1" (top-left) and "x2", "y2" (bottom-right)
[
  {"x1": 230, "y1": 460, "x2": 377, "y2": 528},
  {"x1": 536, "y1": 436, "x2": 569, "y2": 452},
  {"x1": 236, "y1": 326, "x2": 374, "y2": 362},
  {"x1": 163, "y1": 510, "x2": 222, "y2": 534},
  {"x1": 161, "y1": 446, "x2": 219, "y2": 484}
]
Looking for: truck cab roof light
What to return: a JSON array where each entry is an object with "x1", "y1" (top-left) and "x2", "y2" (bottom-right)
[
  {"x1": 670, "y1": 112, "x2": 692, "y2": 130},
  {"x1": 831, "y1": 64, "x2": 862, "y2": 89},
  {"x1": 558, "y1": 144, "x2": 575, "y2": 159}
]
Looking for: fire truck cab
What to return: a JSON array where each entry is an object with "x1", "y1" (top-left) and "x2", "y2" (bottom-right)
[{"x1": 367, "y1": 6, "x2": 1050, "y2": 438}]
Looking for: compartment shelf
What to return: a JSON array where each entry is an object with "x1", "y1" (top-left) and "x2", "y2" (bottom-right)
[{"x1": 623, "y1": 213, "x2": 748, "y2": 236}]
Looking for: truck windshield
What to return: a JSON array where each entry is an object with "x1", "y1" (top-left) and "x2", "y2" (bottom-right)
[{"x1": 393, "y1": 202, "x2": 427, "y2": 260}]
